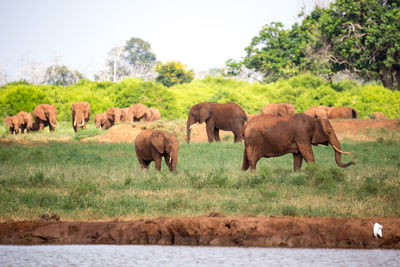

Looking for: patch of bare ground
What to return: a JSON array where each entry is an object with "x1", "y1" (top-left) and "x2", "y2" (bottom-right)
[
  {"x1": 1, "y1": 216, "x2": 399, "y2": 248},
  {"x1": 84, "y1": 119, "x2": 400, "y2": 143}
]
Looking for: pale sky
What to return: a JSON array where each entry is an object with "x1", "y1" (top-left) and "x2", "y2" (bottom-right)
[{"x1": 0, "y1": 0, "x2": 308, "y2": 81}]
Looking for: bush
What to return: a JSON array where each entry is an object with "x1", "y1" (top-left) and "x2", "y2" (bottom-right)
[
  {"x1": 0, "y1": 84, "x2": 50, "y2": 117},
  {"x1": 1, "y1": 74, "x2": 399, "y2": 123}
]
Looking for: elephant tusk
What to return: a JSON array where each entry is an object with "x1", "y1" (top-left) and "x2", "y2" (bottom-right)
[
  {"x1": 50, "y1": 121, "x2": 57, "y2": 127},
  {"x1": 78, "y1": 119, "x2": 85, "y2": 127},
  {"x1": 74, "y1": 120, "x2": 77, "y2": 126},
  {"x1": 332, "y1": 144, "x2": 352, "y2": 154},
  {"x1": 189, "y1": 124, "x2": 193, "y2": 130}
]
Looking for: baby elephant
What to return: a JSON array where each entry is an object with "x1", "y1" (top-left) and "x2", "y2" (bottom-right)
[{"x1": 135, "y1": 129, "x2": 179, "y2": 172}]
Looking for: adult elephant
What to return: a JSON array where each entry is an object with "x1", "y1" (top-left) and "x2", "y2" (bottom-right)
[
  {"x1": 33, "y1": 104, "x2": 59, "y2": 132},
  {"x1": 129, "y1": 103, "x2": 147, "y2": 121},
  {"x1": 242, "y1": 113, "x2": 354, "y2": 171},
  {"x1": 135, "y1": 129, "x2": 179, "y2": 172},
  {"x1": 262, "y1": 103, "x2": 296, "y2": 117},
  {"x1": 145, "y1": 108, "x2": 161, "y2": 122},
  {"x1": 94, "y1": 113, "x2": 111, "y2": 130},
  {"x1": 17, "y1": 111, "x2": 34, "y2": 133},
  {"x1": 330, "y1": 107, "x2": 358, "y2": 119},
  {"x1": 71, "y1": 102, "x2": 90, "y2": 132},
  {"x1": 106, "y1": 107, "x2": 123, "y2": 126},
  {"x1": 305, "y1": 105, "x2": 332, "y2": 119},
  {"x1": 4, "y1": 115, "x2": 20, "y2": 134},
  {"x1": 187, "y1": 102, "x2": 247, "y2": 143},
  {"x1": 121, "y1": 107, "x2": 132, "y2": 122}
]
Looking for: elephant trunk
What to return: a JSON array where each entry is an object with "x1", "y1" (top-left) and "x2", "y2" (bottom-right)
[
  {"x1": 27, "y1": 120, "x2": 33, "y2": 131},
  {"x1": 50, "y1": 116, "x2": 58, "y2": 128},
  {"x1": 78, "y1": 114, "x2": 85, "y2": 127},
  {"x1": 186, "y1": 118, "x2": 194, "y2": 143},
  {"x1": 328, "y1": 132, "x2": 354, "y2": 168}
]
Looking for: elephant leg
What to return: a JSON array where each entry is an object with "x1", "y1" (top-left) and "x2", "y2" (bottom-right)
[
  {"x1": 233, "y1": 132, "x2": 239, "y2": 142},
  {"x1": 138, "y1": 157, "x2": 150, "y2": 170},
  {"x1": 154, "y1": 157, "x2": 162, "y2": 171},
  {"x1": 293, "y1": 153, "x2": 303, "y2": 171},
  {"x1": 232, "y1": 123, "x2": 243, "y2": 142},
  {"x1": 152, "y1": 150, "x2": 162, "y2": 171},
  {"x1": 242, "y1": 149, "x2": 249, "y2": 170},
  {"x1": 205, "y1": 121, "x2": 215, "y2": 142},
  {"x1": 213, "y1": 128, "x2": 220, "y2": 142},
  {"x1": 296, "y1": 142, "x2": 315, "y2": 164},
  {"x1": 39, "y1": 122, "x2": 44, "y2": 131},
  {"x1": 243, "y1": 145, "x2": 261, "y2": 170}
]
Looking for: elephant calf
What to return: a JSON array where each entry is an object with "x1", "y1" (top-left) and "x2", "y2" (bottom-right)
[{"x1": 135, "y1": 129, "x2": 179, "y2": 172}]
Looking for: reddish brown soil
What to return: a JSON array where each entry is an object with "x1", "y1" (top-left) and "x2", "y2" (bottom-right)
[
  {"x1": 85, "y1": 119, "x2": 399, "y2": 143},
  {"x1": 1, "y1": 216, "x2": 399, "y2": 248}
]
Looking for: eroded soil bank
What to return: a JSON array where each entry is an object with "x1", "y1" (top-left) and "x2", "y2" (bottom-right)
[{"x1": 1, "y1": 216, "x2": 400, "y2": 248}]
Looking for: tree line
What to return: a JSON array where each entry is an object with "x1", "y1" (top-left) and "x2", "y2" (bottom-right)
[
  {"x1": 227, "y1": 0, "x2": 400, "y2": 91},
  {"x1": 1, "y1": 75, "x2": 399, "y2": 124}
]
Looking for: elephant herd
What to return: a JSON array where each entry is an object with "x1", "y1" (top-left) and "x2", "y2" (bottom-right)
[
  {"x1": 4, "y1": 100, "x2": 355, "y2": 173},
  {"x1": 94, "y1": 104, "x2": 161, "y2": 130},
  {"x1": 260, "y1": 102, "x2": 358, "y2": 119},
  {"x1": 4, "y1": 102, "x2": 161, "y2": 134},
  {"x1": 4, "y1": 104, "x2": 59, "y2": 134},
  {"x1": 140, "y1": 102, "x2": 354, "y2": 173}
]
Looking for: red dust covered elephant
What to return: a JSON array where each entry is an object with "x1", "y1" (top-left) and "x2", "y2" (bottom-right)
[
  {"x1": 186, "y1": 102, "x2": 247, "y2": 143},
  {"x1": 242, "y1": 113, "x2": 354, "y2": 171},
  {"x1": 32, "y1": 104, "x2": 59, "y2": 132}
]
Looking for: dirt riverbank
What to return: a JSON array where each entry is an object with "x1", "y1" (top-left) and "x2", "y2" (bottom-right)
[{"x1": 1, "y1": 216, "x2": 400, "y2": 248}]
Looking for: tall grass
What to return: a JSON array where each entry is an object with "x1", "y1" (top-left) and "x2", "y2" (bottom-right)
[{"x1": 1, "y1": 136, "x2": 399, "y2": 220}]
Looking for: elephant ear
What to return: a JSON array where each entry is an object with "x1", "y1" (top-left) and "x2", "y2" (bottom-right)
[
  {"x1": 4, "y1": 116, "x2": 12, "y2": 127},
  {"x1": 144, "y1": 109, "x2": 152, "y2": 121},
  {"x1": 136, "y1": 104, "x2": 147, "y2": 118},
  {"x1": 277, "y1": 104, "x2": 288, "y2": 116},
  {"x1": 17, "y1": 112, "x2": 24, "y2": 123},
  {"x1": 34, "y1": 106, "x2": 47, "y2": 121},
  {"x1": 150, "y1": 131, "x2": 165, "y2": 154},
  {"x1": 317, "y1": 118, "x2": 333, "y2": 135},
  {"x1": 199, "y1": 103, "x2": 211, "y2": 123}
]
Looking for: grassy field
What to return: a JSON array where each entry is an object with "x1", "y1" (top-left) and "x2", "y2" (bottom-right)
[{"x1": 0, "y1": 123, "x2": 399, "y2": 221}]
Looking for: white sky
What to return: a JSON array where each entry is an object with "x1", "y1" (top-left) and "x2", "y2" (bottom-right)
[{"x1": 0, "y1": 0, "x2": 308, "y2": 81}]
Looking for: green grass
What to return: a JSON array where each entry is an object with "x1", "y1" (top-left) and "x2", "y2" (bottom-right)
[{"x1": 0, "y1": 135, "x2": 399, "y2": 221}]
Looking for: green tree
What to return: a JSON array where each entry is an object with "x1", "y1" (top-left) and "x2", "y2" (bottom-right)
[
  {"x1": 155, "y1": 61, "x2": 194, "y2": 87},
  {"x1": 317, "y1": 0, "x2": 400, "y2": 90},
  {"x1": 242, "y1": 22, "x2": 300, "y2": 82},
  {"x1": 99, "y1": 37, "x2": 157, "y2": 82},
  {"x1": 230, "y1": 1, "x2": 400, "y2": 90},
  {"x1": 45, "y1": 65, "x2": 84, "y2": 86}
]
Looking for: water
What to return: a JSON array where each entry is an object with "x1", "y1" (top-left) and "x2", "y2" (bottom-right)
[{"x1": 1, "y1": 245, "x2": 399, "y2": 267}]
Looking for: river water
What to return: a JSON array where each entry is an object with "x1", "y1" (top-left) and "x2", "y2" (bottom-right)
[{"x1": 1, "y1": 245, "x2": 399, "y2": 266}]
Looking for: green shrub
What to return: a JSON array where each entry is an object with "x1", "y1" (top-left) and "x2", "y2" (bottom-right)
[{"x1": 1, "y1": 74, "x2": 399, "y2": 124}]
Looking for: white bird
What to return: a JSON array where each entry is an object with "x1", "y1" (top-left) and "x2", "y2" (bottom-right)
[{"x1": 373, "y1": 222, "x2": 383, "y2": 238}]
